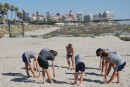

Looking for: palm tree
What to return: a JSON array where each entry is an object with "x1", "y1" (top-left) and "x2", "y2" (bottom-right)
[
  {"x1": 0, "y1": 3, "x2": 4, "y2": 22},
  {"x1": 10, "y1": 5, "x2": 15, "y2": 21},
  {"x1": 17, "y1": 12, "x2": 23, "y2": 19},
  {"x1": 4, "y1": 3, "x2": 10, "y2": 22},
  {"x1": 17, "y1": 12, "x2": 23, "y2": 21},
  {"x1": 14, "y1": 7, "x2": 18, "y2": 23},
  {"x1": 0, "y1": 3, "x2": 3, "y2": 12},
  {"x1": 22, "y1": 10, "x2": 27, "y2": 21}
]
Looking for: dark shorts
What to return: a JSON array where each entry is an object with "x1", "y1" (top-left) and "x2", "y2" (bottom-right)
[
  {"x1": 76, "y1": 62, "x2": 85, "y2": 72},
  {"x1": 38, "y1": 57, "x2": 49, "y2": 69},
  {"x1": 67, "y1": 54, "x2": 72, "y2": 58},
  {"x1": 115, "y1": 62, "x2": 126, "y2": 72},
  {"x1": 22, "y1": 53, "x2": 31, "y2": 63}
]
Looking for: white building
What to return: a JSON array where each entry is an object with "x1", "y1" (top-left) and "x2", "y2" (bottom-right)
[
  {"x1": 32, "y1": 15, "x2": 37, "y2": 21},
  {"x1": 103, "y1": 11, "x2": 114, "y2": 19},
  {"x1": 77, "y1": 12, "x2": 83, "y2": 21},
  {"x1": 32, "y1": 14, "x2": 45, "y2": 21}
]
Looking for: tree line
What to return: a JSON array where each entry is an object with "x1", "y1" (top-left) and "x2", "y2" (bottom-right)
[{"x1": 0, "y1": 2, "x2": 29, "y2": 23}]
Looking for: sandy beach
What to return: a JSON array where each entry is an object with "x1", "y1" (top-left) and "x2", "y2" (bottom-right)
[{"x1": 0, "y1": 27, "x2": 130, "y2": 87}]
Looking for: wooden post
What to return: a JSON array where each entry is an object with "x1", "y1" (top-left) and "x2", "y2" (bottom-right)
[
  {"x1": 22, "y1": 21, "x2": 24, "y2": 37},
  {"x1": 8, "y1": 21, "x2": 11, "y2": 37}
]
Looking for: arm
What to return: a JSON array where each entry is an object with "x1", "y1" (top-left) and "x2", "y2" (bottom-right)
[
  {"x1": 106, "y1": 71, "x2": 118, "y2": 84},
  {"x1": 52, "y1": 61, "x2": 55, "y2": 78},
  {"x1": 99, "y1": 57, "x2": 103, "y2": 70},
  {"x1": 66, "y1": 46, "x2": 68, "y2": 52},
  {"x1": 104, "y1": 59, "x2": 111, "y2": 82},
  {"x1": 34, "y1": 55, "x2": 40, "y2": 77}
]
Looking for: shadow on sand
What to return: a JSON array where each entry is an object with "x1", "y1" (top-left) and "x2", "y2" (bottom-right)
[
  {"x1": 69, "y1": 78, "x2": 104, "y2": 84},
  {"x1": 85, "y1": 72, "x2": 103, "y2": 76},
  {"x1": 85, "y1": 67, "x2": 99, "y2": 70},
  {"x1": 83, "y1": 78, "x2": 104, "y2": 84},
  {"x1": 49, "y1": 65, "x2": 68, "y2": 69},
  {"x1": 45, "y1": 79, "x2": 70, "y2": 84},
  {"x1": 65, "y1": 72, "x2": 74, "y2": 75},
  {"x1": 2, "y1": 72, "x2": 37, "y2": 83}
]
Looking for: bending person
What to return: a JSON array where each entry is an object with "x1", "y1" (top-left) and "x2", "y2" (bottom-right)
[
  {"x1": 102, "y1": 52, "x2": 126, "y2": 84},
  {"x1": 38, "y1": 50, "x2": 57, "y2": 83},
  {"x1": 96, "y1": 48, "x2": 119, "y2": 75},
  {"x1": 74, "y1": 54, "x2": 85, "y2": 86},
  {"x1": 22, "y1": 50, "x2": 40, "y2": 77}
]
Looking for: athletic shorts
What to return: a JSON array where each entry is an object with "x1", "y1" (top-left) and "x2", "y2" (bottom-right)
[
  {"x1": 22, "y1": 53, "x2": 31, "y2": 63},
  {"x1": 67, "y1": 54, "x2": 72, "y2": 58},
  {"x1": 38, "y1": 57, "x2": 49, "y2": 69},
  {"x1": 115, "y1": 62, "x2": 126, "y2": 72},
  {"x1": 76, "y1": 62, "x2": 85, "y2": 72}
]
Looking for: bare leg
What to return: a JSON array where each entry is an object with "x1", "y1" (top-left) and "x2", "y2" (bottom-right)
[
  {"x1": 42, "y1": 68, "x2": 45, "y2": 83},
  {"x1": 45, "y1": 69, "x2": 53, "y2": 83},
  {"x1": 101, "y1": 59, "x2": 105, "y2": 74},
  {"x1": 74, "y1": 72, "x2": 78, "y2": 84},
  {"x1": 71, "y1": 57, "x2": 75, "y2": 70},
  {"x1": 117, "y1": 72, "x2": 120, "y2": 83},
  {"x1": 33, "y1": 60, "x2": 37, "y2": 71},
  {"x1": 79, "y1": 72, "x2": 84, "y2": 85},
  {"x1": 24, "y1": 63, "x2": 30, "y2": 77},
  {"x1": 66, "y1": 57, "x2": 71, "y2": 69}
]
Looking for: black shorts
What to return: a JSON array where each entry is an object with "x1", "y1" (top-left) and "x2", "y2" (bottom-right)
[
  {"x1": 67, "y1": 55, "x2": 72, "y2": 58},
  {"x1": 38, "y1": 57, "x2": 49, "y2": 69},
  {"x1": 76, "y1": 62, "x2": 85, "y2": 72},
  {"x1": 22, "y1": 53, "x2": 31, "y2": 63},
  {"x1": 115, "y1": 62, "x2": 126, "y2": 72}
]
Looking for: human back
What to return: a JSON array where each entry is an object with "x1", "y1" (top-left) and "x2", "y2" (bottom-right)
[
  {"x1": 108, "y1": 53, "x2": 125, "y2": 66},
  {"x1": 24, "y1": 50, "x2": 38, "y2": 59},
  {"x1": 39, "y1": 51, "x2": 55, "y2": 61},
  {"x1": 75, "y1": 54, "x2": 85, "y2": 65}
]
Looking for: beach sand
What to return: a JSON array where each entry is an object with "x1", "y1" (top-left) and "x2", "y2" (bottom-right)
[{"x1": 0, "y1": 27, "x2": 130, "y2": 87}]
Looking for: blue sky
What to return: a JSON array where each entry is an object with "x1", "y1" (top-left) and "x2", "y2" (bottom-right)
[{"x1": 0, "y1": 0, "x2": 130, "y2": 20}]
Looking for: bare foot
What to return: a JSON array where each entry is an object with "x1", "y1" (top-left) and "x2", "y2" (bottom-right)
[
  {"x1": 50, "y1": 80, "x2": 53, "y2": 83},
  {"x1": 43, "y1": 81, "x2": 44, "y2": 84},
  {"x1": 78, "y1": 83, "x2": 83, "y2": 87},
  {"x1": 116, "y1": 81, "x2": 120, "y2": 84},
  {"x1": 104, "y1": 81, "x2": 109, "y2": 84},
  {"x1": 71, "y1": 81, "x2": 77, "y2": 85},
  {"x1": 33, "y1": 75, "x2": 38, "y2": 78},
  {"x1": 37, "y1": 75, "x2": 40, "y2": 78},
  {"x1": 71, "y1": 67, "x2": 74, "y2": 70},
  {"x1": 52, "y1": 78, "x2": 57, "y2": 83},
  {"x1": 27, "y1": 75, "x2": 31, "y2": 78}
]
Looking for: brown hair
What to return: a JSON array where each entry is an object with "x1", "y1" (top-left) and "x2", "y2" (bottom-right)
[
  {"x1": 50, "y1": 50, "x2": 57, "y2": 56},
  {"x1": 68, "y1": 43, "x2": 72, "y2": 48}
]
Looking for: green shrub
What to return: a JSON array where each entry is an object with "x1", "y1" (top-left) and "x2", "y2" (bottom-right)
[{"x1": 120, "y1": 37, "x2": 130, "y2": 41}]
